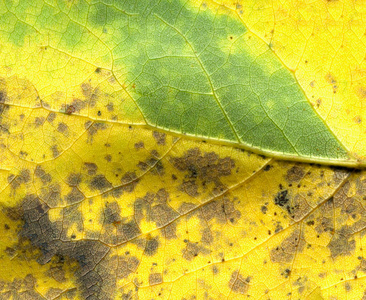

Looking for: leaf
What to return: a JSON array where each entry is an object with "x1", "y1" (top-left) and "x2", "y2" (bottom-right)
[{"x1": 0, "y1": 0, "x2": 365, "y2": 300}]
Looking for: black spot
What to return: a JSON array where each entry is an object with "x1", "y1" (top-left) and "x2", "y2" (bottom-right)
[
  {"x1": 263, "y1": 165, "x2": 271, "y2": 171},
  {"x1": 274, "y1": 190, "x2": 289, "y2": 207}
]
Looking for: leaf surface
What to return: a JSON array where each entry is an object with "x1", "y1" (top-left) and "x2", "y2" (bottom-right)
[{"x1": 0, "y1": 1, "x2": 366, "y2": 300}]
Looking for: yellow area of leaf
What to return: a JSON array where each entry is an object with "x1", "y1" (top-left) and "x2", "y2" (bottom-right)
[
  {"x1": 1, "y1": 78, "x2": 366, "y2": 299},
  {"x1": 196, "y1": 0, "x2": 366, "y2": 160},
  {"x1": 0, "y1": 39, "x2": 145, "y2": 127}
]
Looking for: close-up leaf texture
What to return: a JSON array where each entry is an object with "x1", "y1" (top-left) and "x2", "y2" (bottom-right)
[{"x1": 0, "y1": 0, "x2": 366, "y2": 299}]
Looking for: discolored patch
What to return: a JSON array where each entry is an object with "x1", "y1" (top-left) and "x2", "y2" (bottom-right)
[
  {"x1": 270, "y1": 230, "x2": 305, "y2": 263},
  {"x1": 328, "y1": 226, "x2": 356, "y2": 258},
  {"x1": 134, "y1": 141, "x2": 144, "y2": 149},
  {"x1": 34, "y1": 165, "x2": 52, "y2": 185},
  {"x1": 103, "y1": 202, "x2": 121, "y2": 225},
  {"x1": 65, "y1": 187, "x2": 85, "y2": 205},
  {"x1": 198, "y1": 197, "x2": 241, "y2": 224},
  {"x1": 51, "y1": 145, "x2": 60, "y2": 158},
  {"x1": 134, "y1": 189, "x2": 179, "y2": 228},
  {"x1": 137, "y1": 152, "x2": 165, "y2": 175},
  {"x1": 149, "y1": 273, "x2": 163, "y2": 285},
  {"x1": 86, "y1": 122, "x2": 108, "y2": 140},
  {"x1": 114, "y1": 255, "x2": 140, "y2": 279},
  {"x1": 8, "y1": 169, "x2": 31, "y2": 189},
  {"x1": 144, "y1": 236, "x2": 159, "y2": 256},
  {"x1": 274, "y1": 190, "x2": 290, "y2": 207},
  {"x1": 84, "y1": 162, "x2": 98, "y2": 176},
  {"x1": 34, "y1": 117, "x2": 45, "y2": 127},
  {"x1": 81, "y1": 83, "x2": 99, "y2": 107},
  {"x1": 4, "y1": 195, "x2": 123, "y2": 299},
  {"x1": 182, "y1": 241, "x2": 210, "y2": 261},
  {"x1": 286, "y1": 165, "x2": 305, "y2": 182},
  {"x1": 57, "y1": 122, "x2": 69, "y2": 134},
  {"x1": 228, "y1": 271, "x2": 250, "y2": 294},
  {"x1": 171, "y1": 148, "x2": 235, "y2": 196},
  {"x1": 89, "y1": 175, "x2": 112, "y2": 192},
  {"x1": 120, "y1": 172, "x2": 139, "y2": 193},
  {"x1": 152, "y1": 131, "x2": 166, "y2": 145},
  {"x1": 67, "y1": 173, "x2": 81, "y2": 186},
  {"x1": 47, "y1": 112, "x2": 56, "y2": 123}
]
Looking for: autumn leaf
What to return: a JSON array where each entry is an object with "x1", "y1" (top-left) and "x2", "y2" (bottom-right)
[{"x1": 0, "y1": 0, "x2": 365, "y2": 299}]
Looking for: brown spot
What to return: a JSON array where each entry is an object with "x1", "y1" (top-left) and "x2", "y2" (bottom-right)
[
  {"x1": 51, "y1": 145, "x2": 60, "y2": 158},
  {"x1": 67, "y1": 98, "x2": 86, "y2": 114},
  {"x1": 6, "y1": 195, "x2": 118, "y2": 299},
  {"x1": 180, "y1": 180, "x2": 199, "y2": 197},
  {"x1": 134, "y1": 141, "x2": 144, "y2": 149},
  {"x1": 314, "y1": 217, "x2": 334, "y2": 234},
  {"x1": 229, "y1": 271, "x2": 250, "y2": 294},
  {"x1": 66, "y1": 173, "x2": 81, "y2": 186},
  {"x1": 270, "y1": 230, "x2": 305, "y2": 263},
  {"x1": 145, "y1": 237, "x2": 159, "y2": 256},
  {"x1": 104, "y1": 154, "x2": 112, "y2": 162},
  {"x1": 328, "y1": 226, "x2": 356, "y2": 258},
  {"x1": 103, "y1": 202, "x2": 121, "y2": 225},
  {"x1": 345, "y1": 282, "x2": 352, "y2": 292},
  {"x1": 286, "y1": 166, "x2": 305, "y2": 182},
  {"x1": 171, "y1": 148, "x2": 235, "y2": 196},
  {"x1": 35, "y1": 117, "x2": 45, "y2": 127},
  {"x1": 325, "y1": 73, "x2": 337, "y2": 93},
  {"x1": 39, "y1": 183, "x2": 62, "y2": 207},
  {"x1": 106, "y1": 102, "x2": 114, "y2": 111},
  {"x1": 5, "y1": 247, "x2": 16, "y2": 256},
  {"x1": 120, "y1": 172, "x2": 139, "y2": 193},
  {"x1": 153, "y1": 131, "x2": 166, "y2": 145},
  {"x1": 57, "y1": 122, "x2": 69, "y2": 134},
  {"x1": 164, "y1": 222, "x2": 177, "y2": 239},
  {"x1": 9, "y1": 169, "x2": 31, "y2": 189},
  {"x1": 356, "y1": 87, "x2": 366, "y2": 99},
  {"x1": 66, "y1": 104, "x2": 75, "y2": 115},
  {"x1": 84, "y1": 162, "x2": 98, "y2": 176},
  {"x1": 182, "y1": 241, "x2": 210, "y2": 261},
  {"x1": 199, "y1": 197, "x2": 241, "y2": 224},
  {"x1": 47, "y1": 266, "x2": 66, "y2": 283},
  {"x1": 134, "y1": 189, "x2": 179, "y2": 228},
  {"x1": 89, "y1": 175, "x2": 112, "y2": 191},
  {"x1": 114, "y1": 255, "x2": 140, "y2": 279},
  {"x1": 65, "y1": 187, "x2": 85, "y2": 205},
  {"x1": 149, "y1": 273, "x2": 163, "y2": 285},
  {"x1": 34, "y1": 165, "x2": 52, "y2": 184},
  {"x1": 81, "y1": 83, "x2": 99, "y2": 107},
  {"x1": 354, "y1": 115, "x2": 362, "y2": 124},
  {"x1": 87, "y1": 122, "x2": 107, "y2": 138},
  {"x1": 201, "y1": 228, "x2": 213, "y2": 244}
]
